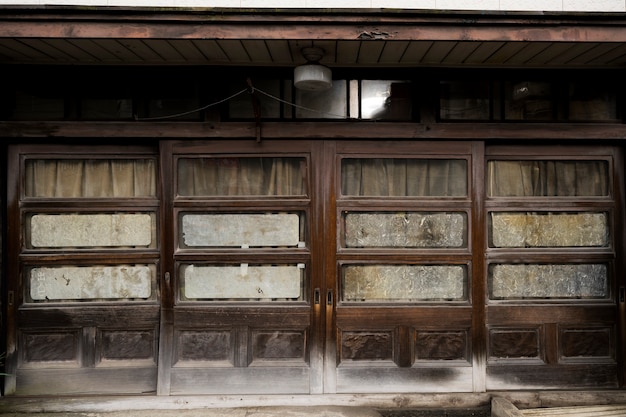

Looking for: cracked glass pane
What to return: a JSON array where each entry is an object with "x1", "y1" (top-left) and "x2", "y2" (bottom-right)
[
  {"x1": 344, "y1": 212, "x2": 466, "y2": 248},
  {"x1": 490, "y1": 212, "x2": 608, "y2": 248},
  {"x1": 489, "y1": 263, "x2": 608, "y2": 300},
  {"x1": 342, "y1": 264, "x2": 467, "y2": 302}
]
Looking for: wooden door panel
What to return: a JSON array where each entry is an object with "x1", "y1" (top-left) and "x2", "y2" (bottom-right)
[
  {"x1": 486, "y1": 364, "x2": 619, "y2": 390},
  {"x1": 170, "y1": 367, "x2": 311, "y2": 395},
  {"x1": 486, "y1": 305, "x2": 618, "y2": 389},
  {"x1": 336, "y1": 367, "x2": 474, "y2": 393},
  {"x1": 15, "y1": 306, "x2": 159, "y2": 395},
  {"x1": 16, "y1": 367, "x2": 158, "y2": 396},
  {"x1": 335, "y1": 308, "x2": 474, "y2": 392}
]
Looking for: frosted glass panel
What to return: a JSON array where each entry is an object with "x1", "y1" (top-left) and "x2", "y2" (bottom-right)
[
  {"x1": 490, "y1": 212, "x2": 608, "y2": 248},
  {"x1": 181, "y1": 213, "x2": 301, "y2": 248},
  {"x1": 29, "y1": 265, "x2": 154, "y2": 302},
  {"x1": 343, "y1": 265, "x2": 466, "y2": 302},
  {"x1": 182, "y1": 264, "x2": 304, "y2": 301},
  {"x1": 344, "y1": 212, "x2": 466, "y2": 248},
  {"x1": 489, "y1": 264, "x2": 608, "y2": 300},
  {"x1": 30, "y1": 213, "x2": 153, "y2": 248}
]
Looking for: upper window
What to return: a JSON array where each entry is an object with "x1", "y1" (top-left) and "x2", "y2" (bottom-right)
[
  {"x1": 177, "y1": 157, "x2": 308, "y2": 197},
  {"x1": 341, "y1": 158, "x2": 467, "y2": 197},
  {"x1": 25, "y1": 159, "x2": 157, "y2": 198},
  {"x1": 486, "y1": 160, "x2": 609, "y2": 197},
  {"x1": 440, "y1": 78, "x2": 620, "y2": 122}
]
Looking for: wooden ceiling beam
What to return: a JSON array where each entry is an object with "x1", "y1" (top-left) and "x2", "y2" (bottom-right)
[{"x1": 1, "y1": 9, "x2": 626, "y2": 43}]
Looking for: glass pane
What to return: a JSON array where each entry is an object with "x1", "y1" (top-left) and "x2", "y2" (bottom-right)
[
  {"x1": 28, "y1": 213, "x2": 155, "y2": 249},
  {"x1": 177, "y1": 157, "x2": 307, "y2": 197},
  {"x1": 489, "y1": 263, "x2": 608, "y2": 300},
  {"x1": 81, "y1": 98, "x2": 133, "y2": 120},
  {"x1": 344, "y1": 212, "x2": 467, "y2": 248},
  {"x1": 569, "y1": 81, "x2": 617, "y2": 121},
  {"x1": 180, "y1": 264, "x2": 305, "y2": 301},
  {"x1": 12, "y1": 92, "x2": 65, "y2": 121},
  {"x1": 341, "y1": 158, "x2": 467, "y2": 197},
  {"x1": 180, "y1": 213, "x2": 304, "y2": 248},
  {"x1": 440, "y1": 80, "x2": 490, "y2": 120},
  {"x1": 505, "y1": 81, "x2": 553, "y2": 120},
  {"x1": 487, "y1": 160, "x2": 609, "y2": 197},
  {"x1": 295, "y1": 80, "x2": 347, "y2": 119},
  {"x1": 342, "y1": 264, "x2": 467, "y2": 302},
  {"x1": 28, "y1": 264, "x2": 155, "y2": 302},
  {"x1": 361, "y1": 80, "x2": 412, "y2": 120},
  {"x1": 147, "y1": 97, "x2": 201, "y2": 120},
  {"x1": 490, "y1": 212, "x2": 609, "y2": 248},
  {"x1": 25, "y1": 159, "x2": 157, "y2": 198},
  {"x1": 228, "y1": 79, "x2": 281, "y2": 119}
]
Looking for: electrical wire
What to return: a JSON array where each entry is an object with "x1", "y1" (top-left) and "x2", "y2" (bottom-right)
[
  {"x1": 134, "y1": 84, "x2": 349, "y2": 121},
  {"x1": 253, "y1": 87, "x2": 347, "y2": 119},
  {"x1": 134, "y1": 88, "x2": 249, "y2": 121}
]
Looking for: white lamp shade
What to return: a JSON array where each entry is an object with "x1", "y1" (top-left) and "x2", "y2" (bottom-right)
[{"x1": 294, "y1": 64, "x2": 332, "y2": 91}]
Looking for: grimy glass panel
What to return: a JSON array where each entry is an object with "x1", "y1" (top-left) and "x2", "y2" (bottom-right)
[
  {"x1": 181, "y1": 213, "x2": 302, "y2": 248},
  {"x1": 344, "y1": 212, "x2": 467, "y2": 248},
  {"x1": 25, "y1": 159, "x2": 157, "y2": 198},
  {"x1": 440, "y1": 80, "x2": 490, "y2": 120},
  {"x1": 29, "y1": 213, "x2": 154, "y2": 248},
  {"x1": 489, "y1": 264, "x2": 608, "y2": 300},
  {"x1": 28, "y1": 265, "x2": 155, "y2": 302},
  {"x1": 342, "y1": 265, "x2": 467, "y2": 302},
  {"x1": 568, "y1": 81, "x2": 617, "y2": 121},
  {"x1": 487, "y1": 160, "x2": 609, "y2": 197},
  {"x1": 342, "y1": 159, "x2": 467, "y2": 197},
  {"x1": 295, "y1": 80, "x2": 347, "y2": 119},
  {"x1": 361, "y1": 80, "x2": 412, "y2": 120},
  {"x1": 505, "y1": 81, "x2": 553, "y2": 120},
  {"x1": 181, "y1": 264, "x2": 305, "y2": 301},
  {"x1": 178, "y1": 157, "x2": 307, "y2": 197},
  {"x1": 490, "y1": 212, "x2": 608, "y2": 248}
]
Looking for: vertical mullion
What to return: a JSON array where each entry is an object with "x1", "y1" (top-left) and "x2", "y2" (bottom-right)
[
  {"x1": 157, "y1": 140, "x2": 174, "y2": 396},
  {"x1": 471, "y1": 141, "x2": 487, "y2": 393}
]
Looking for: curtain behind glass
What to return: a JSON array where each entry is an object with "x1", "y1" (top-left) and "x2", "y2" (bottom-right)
[
  {"x1": 25, "y1": 159, "x2": 156, "y2": 197},
  {"x1": 487, "y1": 160, "x2": 608, "y2": 197},
  {"x1": 178, "y1": 157, "x2": 306, "y2": 196},
  {"x1": 341, "y1": 158, "x2": 467, "y2": 197}
]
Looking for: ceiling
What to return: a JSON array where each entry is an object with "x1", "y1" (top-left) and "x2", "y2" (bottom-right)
[
  {"x1": 1, "y1": 8, "x2": 626, "y2": 69},
  {"x1": 2, "y1": 38, "x2": 626, "y2": 68}
]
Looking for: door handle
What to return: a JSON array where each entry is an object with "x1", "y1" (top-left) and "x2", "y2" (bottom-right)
[
  {"x1": 314, "y1": 288, "x2": 320, "y2": 304},
  {"x1": 327, "y1": 289, "x2": 333, "y2": 306}
]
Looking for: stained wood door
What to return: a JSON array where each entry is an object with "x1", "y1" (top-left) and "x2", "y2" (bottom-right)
[
  {"x1": 5, "y1": 144, "x2": 161, "y2": 395},
  {"x1": 158, "y1": 140, "x2": 325, "y2": 395},
  {"x1": 483, "y1": 145, "x2": 622, "y2": 390},
  {"x1": 325, "y1": 140, "x2": 484, "y2": 393}
]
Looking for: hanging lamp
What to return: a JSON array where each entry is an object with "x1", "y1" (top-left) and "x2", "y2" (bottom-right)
[{"x1": 293, "y1": 47, "x2": 332, "y2": 91}]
